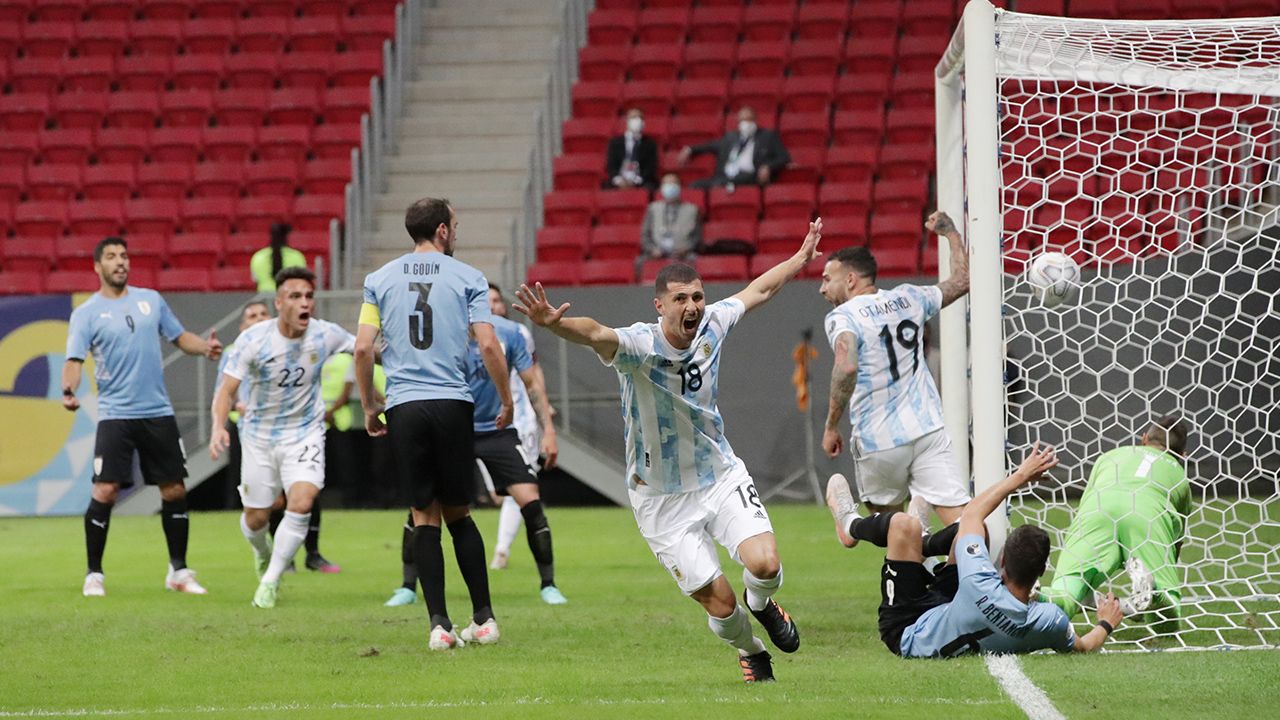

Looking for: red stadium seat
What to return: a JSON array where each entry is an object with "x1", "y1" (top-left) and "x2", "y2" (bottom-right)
[
  {"x1": 674, "y1": 79, "x2": 729, "y2": 117},
  {"x1": 238, "y1": 17, "x2": 290, "y2": 53},
  {"x1": 290, "y1": 16, "x2": 342, "y2": 53},
  {"x1": 40, "y1": 128, "x2": 95, "y2": 164},
  {"x1": 742, "y1": 5, "x2": 794, "y2": 41},
  {"x1": 182, "y1": 19, "x2": 237, "y2": 55},
  {"x1": 130, "y1": 20, "x2": 184, "y2": 55},
  {"x1": 172, "y1": 53, "x2": 225, "y2": 91},
  {"x1": 707, "y1": 187, "x2": 761, "y2": 222},
  {"x1": 213, "y1": 89, "x2": 271, "y2": 127},
  {"x1": 578, "y1": 45, "x2": 631, "y2": 82},
  {"x1": 182, "y1": 197, "x2": 237, "y2": 234},
  {"x1": 779, "y1": 113, "x2": 829, "y2": 149},
  {"x1": 23, "y1": 22, "x2": 75, "y2": 57},
  {"x1": 5, "y1": 237, "x2": 58, "y2": 273},
  {"x1": 140, "y1": 0, "x2": 191, "y2": 20},
  {"x1": 201, "y1": 126, "x2": 256, "y2": 163},
  {"x1": 0, "y1": 173, "x2": 23, "y2": 205},
  {"x1": 0, "y1": 131, "x2": 38, "y2": 167},
  {"x1": 890, "y1": 73, "x2": 935, "y2": 109},
  {"x1": 0, "y1": 272, "x2": 47, "y2": 295},
  {"x1": 736, "y1": 41, "x2": 789, "y2": 78},
  {"x1": 536, "y1": 227, "x2": 589, "y2": 263},
  {"x1": 543, "y1": 190, "x2": 594, "y2": 227},
  {"x1": 237, "y1": 196, "x2": 293, "y2": 233},
  {"x1": 14, "y1": 202, "x2": 68, "y2": 239},
  {"x1": 26, "y1": 164, "x2": 82, "y2": 202},
  {"x1": 259, "y1": 125, "x2": 313, "y2": 164},
  {"x1": 280, "y1": 53, "x2": 335, "y2": 92},
  {"x1": 589, "y1": 224, "x2": 640, "y2": 261},
  {"x1": 874, "y1": 246, "x2": 920, "y2": 277},
  {"x1": 211, "y1": 265, "x2": 256, "y2": 291},
  {"x1": 1015, "y1": 0, "x2": 1066, "y2": 13},
  {"x1": 224, "y1": 52, "x2": 279, "y2": 90},
  {"x1": 342, "y1": 15, "x2": 396, "y2": 51},
  {"x1": 779, "y1": 147, "x2": 824, "y2": 186},
  {"x1": 561, "y1": 118, "x2": 613, "y2": 154},
  {"x1": 782, "y1": 76, "x2": 836, "y2": 113},
  {"x1": 554, "y1": 154, "x2": 603, "y2": 191},
  {"x1": 301, "y1": 160, "x2": 349, "y2": 196},
  {"x1": 695, "y1": 255, "x2": 750, "y2": 282},
  {"x1": 525, "y1": 260, "x2": 583, "y2": 287},
  {"x1": 331, "y1": 51, "x2": 384, "y2": 89},
  {"x1": 267, "y1": 88, "x2": 321, "y2": 126},
  {"x1": 682, "y1": 43, "x2": 736, "y2": 79},
  {"x1": 873, "y1": 177, "x2": 928, "y2": 215},
  {"x1": 63, "y1": 56, "x2": 117, "y2": 93},
  {"x1": 68, "y1": 200, "x2": 124, "y2": 237},
  {"x1": 702, "y1": 221, "x2": 758, "y2": 254},
  {"x1": 620, "y1": 81, "x2": 673, "y2": 117},
  {"x1": 46, "y1": 270, "x2": 99, "y2": 294},
  {"x1": 150, "y1": 127, "x2": 203, "y2": 164},
  {"x1": 0, "y1": 94, "x2": 51, "y2": 131},
  {"x1": 245, "y1": 160, "x2": 301, "y2": 196},
  {"x1": 136, "y1": 163, "x2": 191, "y2": 199},
  {"x1": 637, "y1": 8, "x2": 689, "y2": 43},
  {"x1": 668, "y1": 114, "x2": 722, "y2": 150},
  {"x1": 35, "y1": 1, "x2": 87, "y2": 22},
  {"x1": 581, "y1": 259, "x2": 635, "y2": 286},
  {"x1": 156, "y1": 268, "x2": 213, "y2": 292},
  {"x1": 191, "y1": 0, "x2": 245, "y2": 19},
  {"x1": 86, "y1": 1, "x2": 134, "y2": 21},
  {"x1": 788, "y1": 38, "x2": 843, "y2": 78},
  {"x1": 293, "y1": 194, "x2": 344, "y2": 231},
  {"x1": 885, "y1": 108, "x2": 934, "y2": 145},
  {"x1": 849, "y1": 0, "x2": 901, "y2": 37},
  {"x1": 869, "y1": 212, "x2": 924, "y2": 249},
  {"x1": 105, "y1": 92, "x2": 159, "y2": 129},
  {"x1": 161, "y1": 89, "x2": 215, "y2": 127},
  {"x1": 819, "y1": 180, "x2": 873, "y2": 220},
  {"x1": 10, "y1": 58, "x2": 65, "y2": 94},
  {"x1": 595, "y1": 188, "x2": 649, "y2": 225},
  {"x1": 166, "y1": 233, "x2": 223, "y2": 268},
  {"x1": 117, "y1": 56, "x2": 171, "y2": 92},
  {"x1": 688, "y1": 6, "x2": 741, "y2": 43},
  {"x1": 795, "y1": 2, "x2": 850, "y2": 39},
  {"x1": 82, "y1": 164, "x2": 136, "y2": 201},
  {"x1": 95, "y1": 128, "x2": 149, "y2": 164},
  {"x1": 629, "y1": 43, "x2": 683, "y2": 82},
  {"x1": 763, "y1": 185, "x2": 816, "y2": 220},
  {"x1": 587, "y1": 9, "x2": 637, "y2": 46},
  {"x1": 191, "y1": 162, "x2": 243, "y2": 198},
  {"x1": 55, "y1": 93, "x2": 109, "y2": 130},
  {"x1": 571, "y1": 82, "x2": 621, "y2": 119},
  {"x1": 879, "y1": 143, "x2": 934, "y2": 179},
  {"x1": 729, "y1": 77, "x2": 784, "y2": 115},
  {"x1": 312, "y1": 124, "x2": 361, "y2": 159},
  {"x1": 843, "y1": 37, "x2": 897, "y2": 76}
]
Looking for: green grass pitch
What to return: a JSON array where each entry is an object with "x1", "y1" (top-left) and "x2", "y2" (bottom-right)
[{"x1": 1, "y1": 506, "x2": 1276, "y2": 719}]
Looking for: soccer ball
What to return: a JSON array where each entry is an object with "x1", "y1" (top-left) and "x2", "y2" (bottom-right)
[{"x1": 1026, "y1": 252, "x2": 1081, "y2": 308}]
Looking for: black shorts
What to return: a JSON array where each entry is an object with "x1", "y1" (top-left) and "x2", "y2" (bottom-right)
[
  {"x1": 475, "y1": 428, "x2": 538, "y2": 496},
  {"x1": 93, "y1": 416, "x2": 188, "y2": 487},
  {"x1": 385, "y1": 399, "x2": 474, "y2": 509},
  {"x1": 878, "y1": 560, "x2": 960, "y2": 656}
]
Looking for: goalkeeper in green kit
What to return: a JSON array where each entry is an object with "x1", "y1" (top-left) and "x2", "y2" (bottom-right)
[{"x1": 1044, "y1": 416, "x2": 1190, "y2": 625}]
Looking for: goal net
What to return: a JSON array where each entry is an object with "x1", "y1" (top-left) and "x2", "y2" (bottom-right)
[{"x1": 937, "y1": 1, "x2": 1280, "y2": 650}]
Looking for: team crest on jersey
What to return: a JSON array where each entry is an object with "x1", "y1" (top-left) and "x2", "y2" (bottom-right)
[
  {"x1": 668, "y1": 563, "x2": 683, "y2": 580},
  {"x1": 136, "y1": 301, "x2": 152, "y2": 316},
  {"x1": 965, "y1": 542, "x2": 981, "y2": 556},
  {"x1": 700, "y1": 341, "x2": 712, "y2": 358},
  {"x1": 310, "y1": 352, "x2": 318, "y2": 364}
]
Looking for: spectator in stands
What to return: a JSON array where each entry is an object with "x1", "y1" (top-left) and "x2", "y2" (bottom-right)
[
  {"x1": 604, "y1": 108, "x2": 659, "y2": 191},
  {"x1": 638, "y1": 173, "x2": 701, "y2": 279},
  {"x1": 678, "y1": 106, "x2": 791, "y2": 190},
  {"x1": 250, "y1": 223, "x2": 307, "y2": 293}
]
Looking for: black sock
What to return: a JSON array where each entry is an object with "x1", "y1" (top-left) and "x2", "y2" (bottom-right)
[
  {"x1": 269, "y1": 508, "x2": 284, "y2": 537},
  {"x1": 160, "y1": 499, "x2": 189, "y2": 571},
  {"x1": 84, "y1": 498, "x2": 112, "y2": 574},
  {"x1": 412, "y1": 524, "x2": 448, "y2": 629},
  {"x1": 923, "y1": 522, "x2": 961, "y2": 557},
  {"x1": 849, "y1": 511, "x2": 898, "y2": 548},
  {"x1": 400, "y1": 514, "x2": 416, "y2": 590},
  {"x1": 304, "y1": 501, "x2": 321, "y2": 555},
  {"x1": 520, "y1": 500, "x2": 556, "y2": 589},
  {"x1": 446, "y1": 515, "x2": 493, "y2": 623}
]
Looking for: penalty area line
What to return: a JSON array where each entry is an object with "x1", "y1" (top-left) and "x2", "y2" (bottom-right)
[{"x1": 984, "y1": 653, "x2": 1066, "y2": 720}]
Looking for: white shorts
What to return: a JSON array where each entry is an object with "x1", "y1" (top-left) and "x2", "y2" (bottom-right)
[
  {"x1": 628, "y1": 469, "x2": 774, "y2": 595},
  {"x1": 852, "y1": 428, "x2": 970, "y2": 508},
  {"x1": 239, "y1": 430, "x2": 326, "y2": 509}
]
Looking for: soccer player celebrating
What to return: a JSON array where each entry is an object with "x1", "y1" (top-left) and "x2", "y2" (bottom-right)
[
  {"x1": 819, "y1": 211, "x2": 971, "y2": 537},
  {"x1": 356, "y1": 197, "x2": 512, "y2": 651},
  {"x1": 513, "y1": 219, "x2": 822, "y2": 683},
  {"x1": 62, "y1": 236, "x2": 223, "y2": 597},
  {"x1": 1043, "y1": 416, "x2": 1190, "y2": 624},
  {"x1": 209, "y1": 268, "x2": 355, "y2": 608},
  {"x1": 827, "y1": 443, "x2": 1124, "y2": 657}
]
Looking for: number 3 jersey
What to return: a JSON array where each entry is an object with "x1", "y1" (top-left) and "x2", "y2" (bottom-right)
[
  {"x1": 604, "y1": 298, "x2": 747, "y2": 495},
  {"x1": 221, "y1": 318, "x2": 355, "y2": 445},
  {"x1": 824, "y1": 284, "x2": 945, "y2": 456}
]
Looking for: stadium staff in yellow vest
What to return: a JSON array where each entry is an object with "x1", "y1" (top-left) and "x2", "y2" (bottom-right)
[{"x1": 250, "y1": 222, "x2": 307, "y2": 293}]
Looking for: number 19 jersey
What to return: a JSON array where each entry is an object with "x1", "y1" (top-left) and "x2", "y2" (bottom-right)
[
  {"x1": 824, "y1": 284, "x2": 945, "y2": 456},
  {"x1": 361, "y1": 251, "x2": 492, "y2": 410}
]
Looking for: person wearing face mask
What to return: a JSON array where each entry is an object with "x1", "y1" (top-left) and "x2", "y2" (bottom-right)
[
  {"x1": 678, "y1": 107, "x2": 791, "y2": 190},
  {"x1": 637, "y1": 173, "x2": 702, "y2": 278},
  {"x1": 604, "y1": 108, "x2": 660, "y2": 191}
]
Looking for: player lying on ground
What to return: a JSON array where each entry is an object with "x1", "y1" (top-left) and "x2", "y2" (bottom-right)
[
  {"x1": 513, "y1": 219, "x2": 821, "y2": 683},
  {"x1": 1043, "y1": 416, "x2": 1190, "y2": 627},
  {"x1": 827, "y1": 444, "x2": 1124, "y2": 657}
]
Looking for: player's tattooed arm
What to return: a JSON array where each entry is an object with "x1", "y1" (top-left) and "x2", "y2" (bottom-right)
[
  {"x1": 822, "y1": 332, "x2": 858, "y2": 458},
  {"x1": 927, "y1": 211, "x2": 970, "y2": 308},
  {"x1": 513, "y1": 283, "x2": 621, "y2": 363},
  {"x1": 519, "y1": 365, "x2": 559, "y2": 469}
]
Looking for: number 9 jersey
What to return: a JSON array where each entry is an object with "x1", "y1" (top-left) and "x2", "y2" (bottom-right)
[{"x1": 824, "y1": 284, "x2": 945, "y2": 456}]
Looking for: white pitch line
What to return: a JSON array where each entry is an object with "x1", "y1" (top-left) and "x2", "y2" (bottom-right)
[{"x1": 984, "y1": 653, "x2": 1067, "y2": 720}]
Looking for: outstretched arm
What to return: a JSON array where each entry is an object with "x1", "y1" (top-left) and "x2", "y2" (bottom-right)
[
  {"x1": 175, "y1": 330, "x2": 223, "y2": 360},
  {"x1": 822, "y1": 331, "x2": 858, "y2": 458},
  {"x1": 731, "y1": 218, "x2": 822, "y2": 313},
  {"x1": 512, "y1": 283, "x2": 621, "y2": 363},
  {"x1": 958, "y1": 444, "x2": 1059, "y2": 539},
  {"x1": 927, "y1": 211, "x2": 969, "y2": 309}
]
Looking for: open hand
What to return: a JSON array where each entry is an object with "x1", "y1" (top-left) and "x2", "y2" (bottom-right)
[
  {"x1": 209, "y1": 427, "x2": 230, "y2": 460},
  {"x1": 1096, "y1": 591, "x2": 1124, "y2": 628},
  {"x1": 1015, "y1": 442, "x2": 1058, "y2": 483},
  {"x1": 512, "y1": 283, "x2": 570, "y2": 328},
  {"x1": 799, "y1": 217, "x2": 823, "y2": 263}
]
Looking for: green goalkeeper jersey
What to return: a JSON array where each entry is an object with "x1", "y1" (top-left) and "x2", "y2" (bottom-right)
[{"x1": 1079, "y1": 445, "x2": 1191, "y2": 530}]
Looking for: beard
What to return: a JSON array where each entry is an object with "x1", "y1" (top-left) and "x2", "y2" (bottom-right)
[{"x1": 102, "y1": 269, "x2": 128, "y2": 289}]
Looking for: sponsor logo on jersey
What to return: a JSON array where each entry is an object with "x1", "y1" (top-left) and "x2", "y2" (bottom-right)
[
  {"x1": 137, "y1": 301, "x2": 151, "y2": 316},
  {"x1": 966, "y1": 542, "x2": 981, "y2": 556},
  {"x1": 753, "y1": 510, "x2": 767, "y2": 520}
]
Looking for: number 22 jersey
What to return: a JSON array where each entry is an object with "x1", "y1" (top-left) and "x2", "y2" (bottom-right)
[
  {"x1": 824, "y1": 284, "x2": 945, "y2": 456},
  {"x1": 605, "y1": 298, "x2": 747, "y2": 495}
]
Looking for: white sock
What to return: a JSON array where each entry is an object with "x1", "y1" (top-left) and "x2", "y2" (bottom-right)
[
  {"x1": 495, "y1": 496, "x2": 522, "y2": 555},
  {"x1": 743, "y1": 566, "x2": 783, "y2": 612},
  {"x1": 240, "y1": 513, "x2": 271, "y2": 559},
  {"x1": 708, "y1": 606, "x2": 765, "y2": 655},
  {"x1": 262, "y1": 511, "x2": 309, "y2": 584}
]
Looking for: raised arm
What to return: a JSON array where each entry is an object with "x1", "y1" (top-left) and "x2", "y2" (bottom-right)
[
  {"x1": 208, "y1": 373, "x2": 241, "y2": 460},
  {"x1": 512, "y1": 283, "x2": 621, "y2": 363},
  {"x1": 731, "y1": 217, "x2": 822, "y2": 313},
  {"x1": 518, "y1": 364, "x2": 558, "y2": 469},
  {"x1": 353, "y1": 321, "x2": 385, "y2": 437},
  {"x1": 927, "y1": 211, "x2": 969, "y2": 309},
  {"x1": 822, "y1": 331, "x2": 858, "y2": 458},
  {"x1": 174, "y1": 330, "x2": 223, "y2": 360},
  {"x1": 474, "y1": 322, "x2": 513, "y2": 429},
  {"x1": 958, "y1": 444, "x2": 1059, "y2": 540},
  {"x1": 60, "y1": 359, "x2": 84, "y2": 411}
]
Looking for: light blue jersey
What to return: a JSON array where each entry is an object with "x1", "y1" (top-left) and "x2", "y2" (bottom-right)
[
  {"x1": 65, "y1": 287, "x2": 185, "y2": 420},
  {"x1": 362, "y1": 252, "x2": 491, "y2": 409},
  {"x1": 899, "y1": 533, "x2": 1077, "y2": 658},
  {"x1": 824, "y1": 284, "x2": 946, "y2": 455},
  {"x1": 466, "y1": 315, "x2": 533, "y2": 433},
  {"x1": 604, "y1": 299, "x2": 747, "y2": 494},
  {"x1": 221, "y1": 318, "x2": 355, "y2": 445}
]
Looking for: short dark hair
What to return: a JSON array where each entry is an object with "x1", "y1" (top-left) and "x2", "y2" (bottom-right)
[
  {"x1": 242, "y1": 299, "x2": 269, "y2": 314},
  {"x1": 487, "y1": 281, "x2": 502, "y2": 296},
  {"x1": 94, "y1": 236, "x2": 127, "y2": 263},
  {"x1": 828, "y1": 246, "x2": 877, "y2": 283},
  {"x1": 1149, "y1": 414, "x2": 1188, "y2": 456},
  {"x1": 1002, "y1": 525, "x2": 1051, "y2": 588},
  {"x1": 404, "y1": 198, "x2": 452, "y2": 245},
  {"x1": 274, "y1": 266, "x2": 316, "y2": 290},
  {"x1": 654, "y1": 262, "x2": 701, "y2": 296}
]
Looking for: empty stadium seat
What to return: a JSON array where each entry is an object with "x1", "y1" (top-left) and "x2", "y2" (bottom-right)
[
  {"x1": 536, "y1": 227, "x2": 589, "y2": 263},
  {"x1": 581, "y1": 45, "x2": 634, "y2": 83},
  {"x1": 581, "y1": 259, "x2": 636, "y2": 285},
  {"x1": 589, "y1": 224, "x2": 640, "y2": 261},
  {"x1": 696, "y1": 255, "x2": 751, "y2": 282},
  {"x1": 526, "y1": 260, "x2": 583, "y2": 287},
  {"x1": 595, "y1": 189, "x2": 649, "y2": 225}
]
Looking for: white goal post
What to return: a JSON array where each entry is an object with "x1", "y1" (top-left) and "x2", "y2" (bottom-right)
[{"x1": 936, "y1": 0, "x2": 1280, "y2": 649}]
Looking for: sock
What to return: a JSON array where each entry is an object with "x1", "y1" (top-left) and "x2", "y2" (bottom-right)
[
  {"x1": 743, "y1": 565, "x2": 783, "y2": 612},
  {"x1": 268, "y1": 508, "x2": 284, "y2": 537},
  {"x1": 262, "y1": 511, "x2": 309, "y2": 584},
  {"x1": 240, "y1": 513, "x2": 271, "y2": 559},
  {"x1": 923, "y1": 522, "x2": 961, "y2": 557},
  {"x1": 304, "y1": 501, "x2": 322, "y2": 555},
  {"x1": 160, "y1": 499, "x2": 189, "y2": 571},
  {"x1": 520, "y1": 500, "x2": 556, "y2": 588},
  {"x1": 446, "y1": 515, "x2": 494, "y2": 623},
  {"x1": 849, "y1": 511, "x2": 899, "y2": 548},
  {"x1": 400, "y1": 514, "x2": 416, "y2": 590},
  {"x1": 84, "y1": 498, "x2": 113, "y2": 574},
  {"x1": 708, "y1": 606, "x2": 765, "y2": 655},
  {"x1": 413, "y1": 525, "x2": 449, "y2": 630},
  {"x1": 495, "y1": 496, "x2": 522, "y2": 555}
]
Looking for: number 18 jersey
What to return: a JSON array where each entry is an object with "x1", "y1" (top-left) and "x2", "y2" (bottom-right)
[
  {"x1": 361, "y1": 251, "x2": 492, "y2": 410},
  {"x1": 824, "y1": 284, "x2": 945, "y2": 456}
]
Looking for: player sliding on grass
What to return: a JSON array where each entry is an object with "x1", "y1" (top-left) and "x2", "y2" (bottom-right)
[
  {"x1": 514, "y1": 218, "x2": 822, "y2": 683},
  {"x1": 210, "y1": 267, "x2": 355, "y2": 609},
  {"x1": 827, "y1": 443, "x2": 1124, "y2": 657},
  {"x1": 1042, "y1": 416, "x2": 1190, "y2": 627}
]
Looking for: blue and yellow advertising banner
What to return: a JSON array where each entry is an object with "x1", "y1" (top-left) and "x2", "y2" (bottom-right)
[{"x1": 0, "y1": 295, "x2": 100, "y2": 516}]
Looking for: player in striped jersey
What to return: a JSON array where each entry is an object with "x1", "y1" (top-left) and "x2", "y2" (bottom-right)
[
  {"x1": 514, "y1": 219, "x2": 822, "y2": 683},
  {"x1": 209, "y1": 267, "x2": 355, "y2": 608},
  {"x1": 819, "y1": 211, "x2": 972, "y2": 546}
]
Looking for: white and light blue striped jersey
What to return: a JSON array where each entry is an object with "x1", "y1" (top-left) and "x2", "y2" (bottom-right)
[
  {"x1": 824, "y1": 284, "x2": 945, "y2": 455},
  {"x1": 362, "y1": 252, "x2": 491, "y2": 409},
  {"x1": 510, "y1": 323, "x2": 540, "y2": 448},
  {"x1": 221, "y1": 318, "x2": 355, "y2": 444},
  {"x1": 65, "y1": 287, "x2": 185, "y2": 420},
  {"x1": 604, "y1": 298, "x2": 747, "y2": 494},
  {"x1": 465, "y1": 315, "x2": 533, "y2": 433}
]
